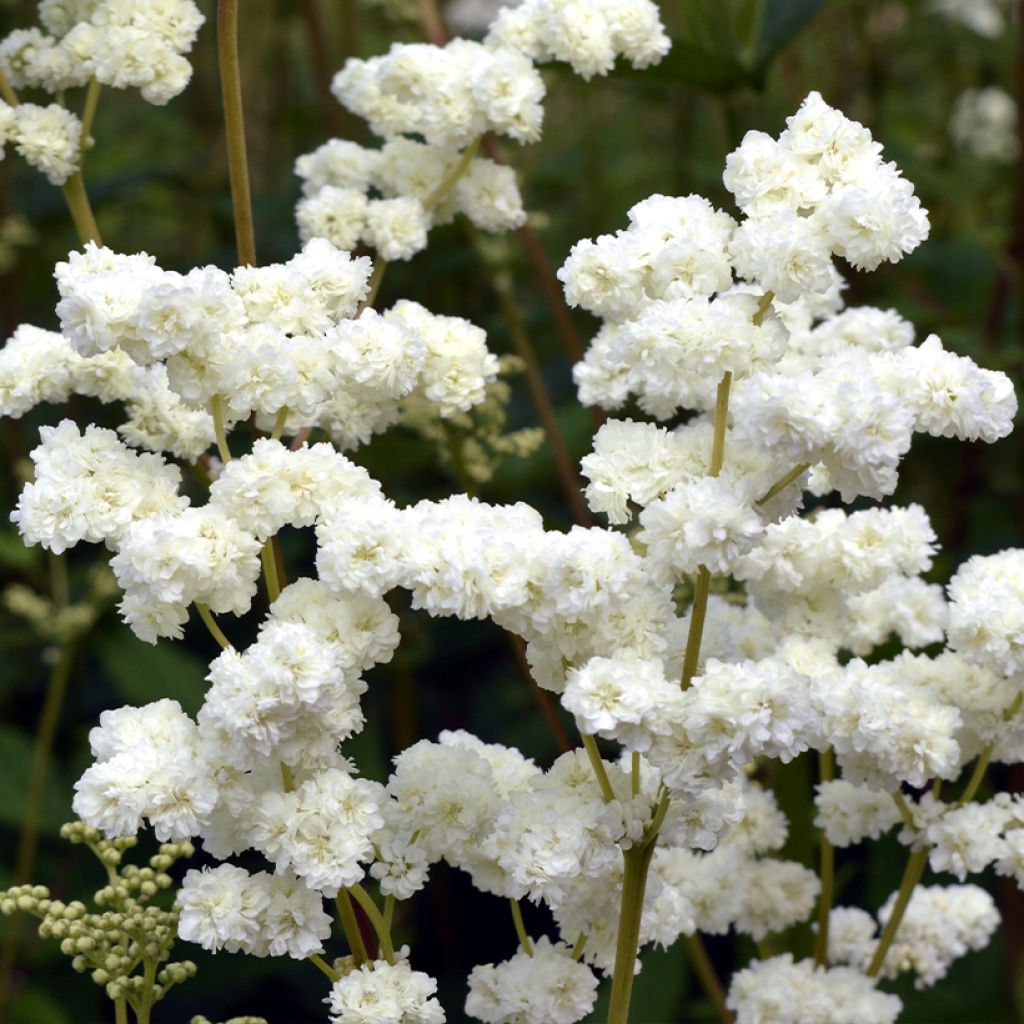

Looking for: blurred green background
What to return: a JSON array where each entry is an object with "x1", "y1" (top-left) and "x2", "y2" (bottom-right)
[{"x1": 0, "y1": 0, "x2": 1022, "y2": 1020}]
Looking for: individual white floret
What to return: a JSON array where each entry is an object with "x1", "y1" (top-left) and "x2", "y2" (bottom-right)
[
  {"x1": 733, "y1": 859, "x2": 821, "y2": 941},
  {"x1": 465, "y1": 937, "x2": 598, "y2": 1024},
  {"x1": 877, "y1": 334, "x2": 1017, "y2": 443},
  {"x1": 110, "y1": 505, "x2": 262, "y2": 642},
  {"x1": 844, "y1": 576, "x2": 948, "y2": 655},
  {"x1": 176, "y1": 864, "x2": 271, "y2": 955},
  {"x1": 819, "y1": 162, "x2": 929, "y2": 271},
  {"x1": 256, "y1": 767, "x2": 385, "y2": 896},
  {"x1": 295, "y1": 138, "x2": 384, "y2": 197},
  {"x1": 561, "y1": 653, "x2": 681, "y2": 751},
  {"x1": 316, "y1": 496, "x2": 409, "y2": 599},
  {"x1": 295, "y1": 186, "x2": 368, "y2": 251},
  {"x1": 326, "y1": 958, "x2": 445, "y2": 1024},
  {"x1": 926, "y1": 801, "x2": 1012, "y2": 881},
  {"x1": 362, "y1": 196, "x2": 431, "y2": 261},
  {"x1": 814, "y1": 780, "x2": 902, "y2": 847},
  {"x1": 453, "y1": 159, "x2": 527, "y2": 232},
  {"x1": 723, "y1": 129, "x2": 827, "y2": 217},
  {"x1": 729, "y1": 209, "x2": 836, "y2": 303},
  {"x1": 0, "y1": 324, "x2": 81, "y2": 417},
  {"x1": 819, "y1": 660, "x2": 961, "y2": 789},
  {"x1": 947, "y1": 550, "x2": 1024, "y2": 677},
  {"x1": 385, "y1": 299, "x2": 499, "y2": 416},
  {"x1": 638, "y1": 476, "x2": 765, "y2": 576},
  {"x1": 118, "y1": 363, "x2": 217, "y2": 461},
  {"x1": 12, "y1": 420, "x2": 186, "y2": 554},
  {"x1": 330, "y1": 307, "x2": 426, "y2": 398},
  {"x1": 72, "y1": 698, "x2": 217, "y2": 840},
  {"x1": 265, "y1": 577, "x2": 401, "y2": 673},
  {"x1": 11, "y1": 101, "x2": 81, "y2": 184}
]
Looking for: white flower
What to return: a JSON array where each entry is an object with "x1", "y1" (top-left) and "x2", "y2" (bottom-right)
[
  {"x1": 466, "y1": 937, "x2": 598, "y2": 1024},
  {"x1": 327, "y1": 959, "x2": 445, "y2": 1024}
]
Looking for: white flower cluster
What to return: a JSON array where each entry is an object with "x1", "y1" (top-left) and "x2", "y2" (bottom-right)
[
  {"x1": 332, "y1": 39, "x2": 545, "y2": 149},
  {"x1": 327, "y1": 958, "x2": 445, "y2": 1024},
  {"x1": 950, "y1": 87, "x2": 1019, "y2": 162},
  {"x1": 829, "y1": 885, "x2": 1000, "y2": 988},
  {"x1": 0, "y1": 98, "x2": 82, "y2": 184},
  {"x1": 299, "y1": 1, "x2": 669, "y2": 259},
  {"x1": 931, "y1": 0, "x2": 1010, "y2": 37},
  {"x1": 485, "y1": 0, "x2": 670, "y2": 79},
  {"x1": 465, "y1": 937, "x2": 598, "y2": 1024},
  {"x1": 295, "y1": 137, "x2": 526, "y2": 260},
  {"x1": 45, "y1": 239, "x2": 498, "y2": 449},
  {"x1": 0, "y1": 0, "x2": 204, "y2": 104},
  {"x1": 177, "y1": 863, "x2": 332, "y2": 960},
  {"x1": 726, "y1": 954, "x2": 901, "y2": 1024},
  {"x1": 10, "y1": 86, "x2": 1024, "y2": 1023}
]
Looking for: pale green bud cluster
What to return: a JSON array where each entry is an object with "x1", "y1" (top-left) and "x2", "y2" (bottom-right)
[
  {"x1": 1, "y1": 821, "x2": 197, "y2": 1012},
  {"x1": 3, "y1": 562, "x2": 116, "y2": 645}
]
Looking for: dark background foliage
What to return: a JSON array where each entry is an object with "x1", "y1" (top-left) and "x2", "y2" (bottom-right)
[{"x1": 0, "y1": 0, "x2": 1022, "y2": 1020}]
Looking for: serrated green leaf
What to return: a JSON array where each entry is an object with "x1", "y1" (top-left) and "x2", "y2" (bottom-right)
[
  {"x1": 95, "y1": 630, "x2": 207, "y2": 718},
  {"x1": 0, "y1": 724, "x2": 71, "y2": 832}
]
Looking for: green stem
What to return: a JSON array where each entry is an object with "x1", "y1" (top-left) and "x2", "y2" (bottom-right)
[
  {"x1": 469, "y1": 225, "x2": 592, "y2": 526},
  {"x1": 0, "y1": 640, "x2": 76, "y2": 1013},
  {"x1": 280, "y1": 761, "x2": 295, "y2": 792},
  {"x1": 80, "y1": 78, "x2": 101, "y2": 157},
  {"x1": 891, "y1": 791, "x2": 915, "y2": 830},
  {"x1": 309, "y1": 952, "x2": 340, "y2": 981},
  {"x1": 114, "y1": 998, "x2": 128, "y2": 1024},
  {"x1": 680, "y1": 371, "x2": 732, "y2": 689},
  {"x1": 424, "y1": 136, "x2": 481, "y2": 210},
  {"x1": 195, "y1": 603, "x2": 232, "y2": 650},
  {"x1": 814, "y1": 748, "x2": 835, "y2": 967},
  {"x1": 680, "y1": 567, "x2": 711, "y2": 690},
  {"x1": 136, "y1": 957, "x2": 157, "y2": 1024},
  {"x1": 753, "y1": 290, "x2": 776, "y2": 326},
  {"x1": 683, "y1": 933, "x2": 733, "y2": 1024},
  {"x1": 606, "y1": 840, "x2": 657, "y2": 1024},
  {"x1": 631, "y1": 751, "x2": 640, "y2": 797},
  {"x1": 358, "y1": 259, "x2": 388, "y2": 315},
  {"x1": 61, "y1": 172, "x2": 102, "y2": 245},
  {"x1": 217, "y1": 0, "x2": 257, "y2": 266},
  {"x1": 571, "y1": 932, "x2": 588, "y2": 961},
  {"x1": 261, "y1": 539, "x2": 281, "y2": 603},
  {"x1": 383, "y1": 893, "x2": 395, "y2": 936},
  {"x1": 347, "y1": 884, "x2": 395, "y2": 963},
  {"x1": 509, "y1": 899, "x2": 533, "y2": 954},
  {"x1": 581, "y1": 734, "x2": 615, "y2": 804},
  {"x1": 755, "y1": 462, "x2": 811, "y2": 506},
  {"x1": 0, "y1": 69, "x2": 17, "y2": 107},
  {"x1": 270, "y1": 406, "x2": 289, "y2": 441},
  {"x1": 442, "y1": 420, "x2": 478, "y2": 497},
  {"x1": 335, "y1": 891, "x2": 369, "y2": 964},
  {"x1": 211, "y1": 395, "x2": 232, "y2": 463},
  {"x1": 415, "y1": 0, "x2": 449, "y2": 44},
  {"x1": 956, "y1": 693, "x2": 1023, "y2": 807},
  {"x1": 866, "y1": 846, "x2": 929, "y2": 978}
]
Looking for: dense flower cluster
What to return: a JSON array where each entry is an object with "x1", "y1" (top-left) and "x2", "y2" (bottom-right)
[
  {"x1": 0, "y1": 0, "x2": 204, "y2": 104},
  {"x1": 2, "y1": 8, "x2": 1021, "y2": 1010}
]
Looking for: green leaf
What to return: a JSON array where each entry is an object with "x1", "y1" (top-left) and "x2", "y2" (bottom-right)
[
  {"x1": 0, "y1": 724, "x2": 71, "y2": 832},
  {"x1": 95, "y1": 630, "x2": 207, "y2": 718},
  {"x1": 757, "y1": 0, "x2": 827, "y2": 62},
  {"x1": 615, "y1": 0, "x2": 826, "y2": 93},
  {"x1": 8, "y1": 988, "x2": 74, "y2": 1024},
  {"x1": 0, "y1": 526, "x2": 39, "y2": 570}
]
